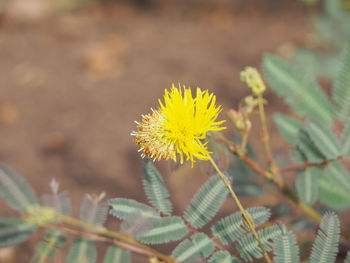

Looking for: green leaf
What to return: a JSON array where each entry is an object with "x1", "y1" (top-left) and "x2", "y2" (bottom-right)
[
  {"x1": 324, "y1": 161, "x2": 350, "y2": 192},
  {"x1": 172, "y1": 233, "x2": 215, "y2": 263},
  {"x1": 0, "y1": 218, "x2": 36, "y2": 247},
  {"x1": 263, "y1": 54, "x2": 333, "y2": 124},
  {"x1": 80, "y1": 195, "x2": 108, "y2": 226},
  {"x1": 341, "y1": 121, "x2": 350, "y2": 156},
  {"x1": 344, "y1": 252, "x2": 350, "y2": 263},
  {"x1": 103, "y1": 246, "x2": 130, "y2": 263},
  {"x1": 292, "y1": 47, "x2": 341, "y2": 80},
  {"x1": 310, "y1": 212, "x2": 340, "y2": 263},
  {"x1": 31, "y1": 230, "x2": 66, "y2": 263},
  {"x1": 297, "y1": 130, "x2": 326, "y2": 163},
  {"x1": 0, "y1": 165, "x2": 38, "y2": 212},
  {"x1": 139, "y1": 216, "x2": 188, "y2": 244},
  {"x1": 333, "y1": 45, "x2": 350, "y2": 121},
  {"x1": 273, "y1": 113, "x2": 303, "y2": 144},
  {"x1": 142, "y1": 160, "x2": 172, "y2": 216},
  {"x1": 319, "y1": 161, "x2": 350, "y2": 210},
  {"x1": 212, "y1": 207, "x2": 271, "y2": 245},
  {"x1": 304, "y1": 120, "x2": 341, "y2": 159},
  {"x1": 273, "y1": 227, "x2": 300, "y2": 263},
  {"x1": 183, "y1": 175, "x2": 228, "y2": 229},
  {"x1": 319, "y1": 178, "x2": 350, "y2": 210},
  {"x1": 290, "y1": 148, "x2": 308, "y2": 164},
  {"x1": 295, "y1": 167, "x2": 319, "y2": 206},
  {"x1": 108, "y1": 198, "x2": 159, "y2": 220},
  {"x1": 208, "y1": 251, "x2": 241, "y2": 263},
  {"x1": 66, "y1": 238, "x2": 97, "y2": 263},
  {"x1": 236, "y1": 225, "x2": 282, "y2": 262}
]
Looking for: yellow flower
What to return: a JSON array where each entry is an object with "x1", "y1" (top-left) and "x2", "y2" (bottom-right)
[{"x1": 132, "y1": 84, "x2": 226, "y2": 166}]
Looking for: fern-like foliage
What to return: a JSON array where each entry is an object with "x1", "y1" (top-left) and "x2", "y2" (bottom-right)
[
  {"x1": 295, "y1": 167, "x2": 319, "y2": 206},
  {"x1": 0, "y1": 165, "x2": 38, "y2": 212},
  {"x1": 139, "y1": 216, "x2": 188, "y2": 244},
  {"x1": 31, "y1": 230, "x2": 66, "y2": 263},
  {"x1": 273, "y1": 113, "x2": 303, "y2": 145},
  {"x1": 103, "y1": 245, "x2": 131, "y2": 263},
  {"x1": 208, "y1": 251, "x2": 241, "y2": 263},
  {"x1": 344, "y1": 252, "x2": 350, "y2": 263},
  {"x1": 80, "y1": 194, "x2": 108, "y2": 226},
  {"x1": 183, "y1": 175, "x2": 228, "y2": 229},
  {"x1": 303, "y1": 120, "x2": 341, "y2": 159},
  {"x1": 172, "y1": 233, "x2": 215, "y2": 263},
  {"x1": 263, "y1": 54, "x2": 333, "y2": 124},
  {"x1": 108, "y1": 198, "x2": 159, "y2": 220},
  {"x1": 66, "y1": 237, "x2": 97, "y2": 263},
  {"x1": 297, "y1": 129, "x2": 326, "y2": 163},
  {"x1": 273, "y1": 226, "x2": 300, "y2": 263},
  {"x1": 310, "y1": 212, "x2": 340, "y2": 263},
  {"x1": 332, "y1": 44, "x2": 350, "y2": 121},
  {"x1": 142, "y1": 160, "x2": 173, "y2": 216},
  {"x1": 341, "y1": 121, "x2": 350, "y2": 156},
  {"x1": 211, "y1": 206, "x2": 271, "y2": 245},
  {"x1": 0, "y1": 218, "x2": 36, "y2": 247},
  {"x1": 319, "y1": 161, "x2": 350, "y2": 210},
  {"x1": 236, "y1": 225, "x2": 282, "y2": 262}
]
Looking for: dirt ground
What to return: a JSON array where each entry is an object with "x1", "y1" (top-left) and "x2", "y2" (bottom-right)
[{"x1": 0, "y1": 1, "x2": 309, "y2": 262}]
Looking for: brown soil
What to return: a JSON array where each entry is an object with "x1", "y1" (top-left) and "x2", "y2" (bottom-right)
[{"x1": 0, "y1": 1, "x2": 309, "y2": 262}]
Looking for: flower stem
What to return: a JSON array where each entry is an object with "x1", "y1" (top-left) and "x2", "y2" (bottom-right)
[
  {"x1": 208, "y1": 156, "x2": 273, "y2": 263},
  {"x1": 257, "y1": 94, "x2": 274, "y2": 168}
]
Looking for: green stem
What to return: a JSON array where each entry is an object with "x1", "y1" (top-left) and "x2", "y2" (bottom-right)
[
  {"x1": 208, "y1": 156, "x2": 273, "y2": 263},
  {"x1": 257, "y1": 94, "x2": 274, "y2": 167}
]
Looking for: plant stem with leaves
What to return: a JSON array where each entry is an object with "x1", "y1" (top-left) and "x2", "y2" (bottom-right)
[{"x1": 208, "y1": 155, "x2": 273, "y2": 263}]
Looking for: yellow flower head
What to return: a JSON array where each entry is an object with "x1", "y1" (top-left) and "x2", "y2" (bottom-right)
[{"x1": 132, "y1": 84, "x2": 226, "y2": 166}]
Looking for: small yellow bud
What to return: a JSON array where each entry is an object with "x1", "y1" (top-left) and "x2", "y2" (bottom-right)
[
  {"x1": 240, "y1": 67, "x2": 266, "y2": 95},
  {"x1": 243, "y1": 96, "x2": 259, "y2": 114},
  {"x1": 227, "y1": 110, "x2": 251, "y2": 133},
  {"x1": 24, "y1": 206, "x2": 56, "y2": 226}
]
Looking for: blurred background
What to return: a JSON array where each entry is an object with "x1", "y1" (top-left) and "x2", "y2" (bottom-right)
[{"x1": 0, "y1": 0, "x2": 343, "y2": 262}]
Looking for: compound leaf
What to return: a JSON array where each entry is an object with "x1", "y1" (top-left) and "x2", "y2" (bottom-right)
[
  {"x1": 0, "y1": 165, "x2": 38, "y2": 212},
  {"x1": 108, "y1": 198, "x2": 159, "y2": 220},
  {"x1": 310, "y1": 212, "x2": 340, "y2": 263},
  {"x1": 212, "y1": 206, "x2": 271, "y2": 245},
  {"x1": 273, "y1": 227, "x2": 300, "y2": 263},
  {"x1": 333, "y1": 45, "x2": 350, "y2": 121},
  {"x1": 0, "y1": 218, "x2": 36, "y2": 247},
  {"x1": 184, "y1": 175, "x2": 228, "y2": 229},
  {"x1": 172, "y1": 233, "x2": 214, "y2": 263},
  {"x1": 263, "y1": 54, "x2": 333, "y2": 124},
  {"x1": 273, "y1": 113, "x2": 303, "y2": 145},
  {"x1": 142, "y1": 160, "x2": 172, "y2": 216},
  {"x1": 236, "y1": 225, "x2": 282, "y2": 262},
  {"x1": 103, "y1": 246, "x2": 130, "y2": 263},
  {"x1": 66, "y1": 237, "x2": 97, "y2": 263},
  {"x1": 139, "y1": 216, "x2": 188, "y2": 244},
  {"x1": 295, "y1": 167, "x2": 320, "y2": 206}
]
